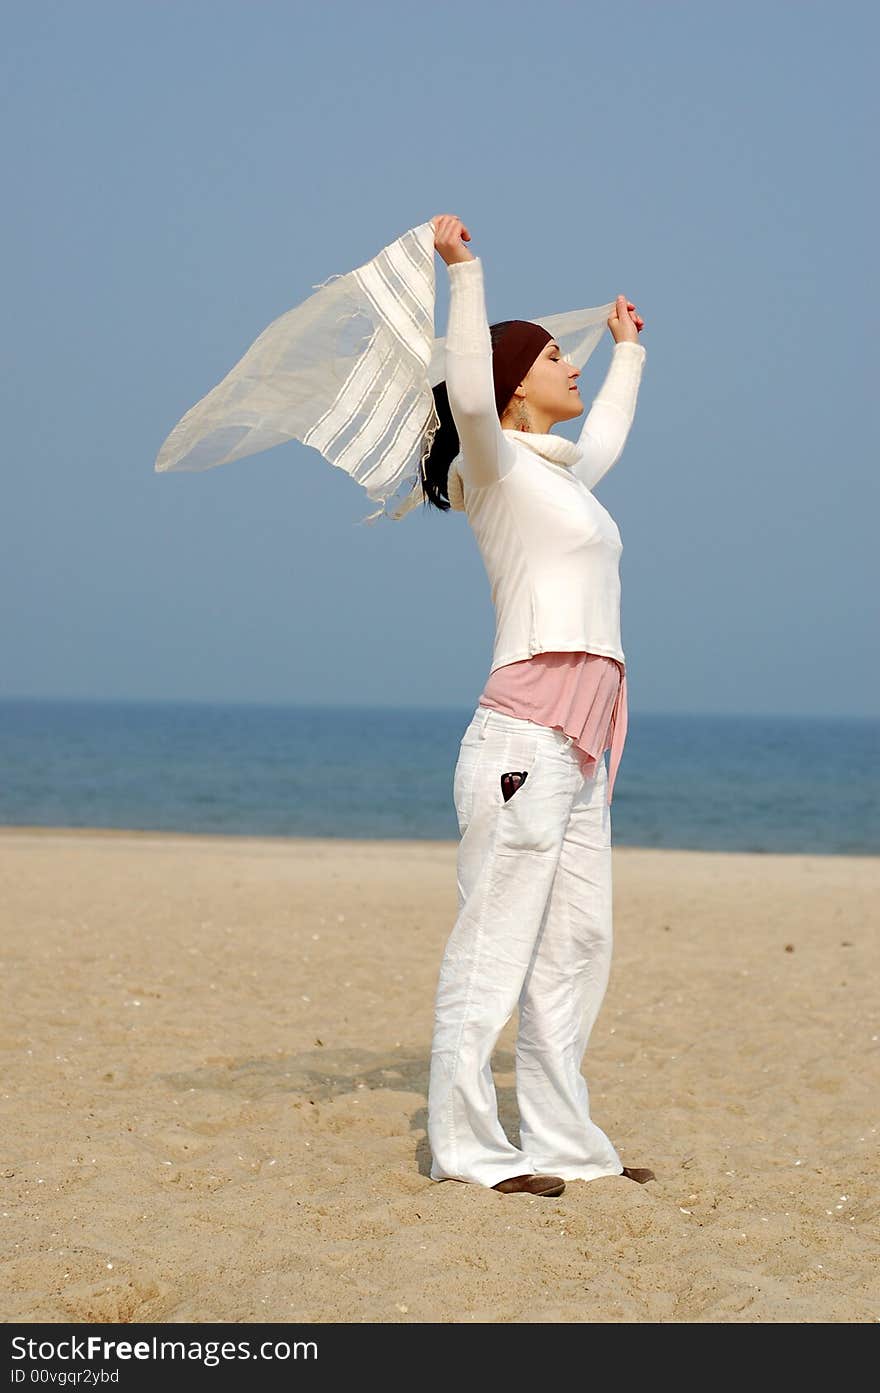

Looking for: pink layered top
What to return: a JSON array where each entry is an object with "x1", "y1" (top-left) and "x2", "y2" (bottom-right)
[{"x1": 478, "y1": 652, "x2": 627, "y2": 807}]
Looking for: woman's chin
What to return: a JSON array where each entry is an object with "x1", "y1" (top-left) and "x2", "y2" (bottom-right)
[{"x1": 550, "y1": 400, "x2": 583, "y2": 428}]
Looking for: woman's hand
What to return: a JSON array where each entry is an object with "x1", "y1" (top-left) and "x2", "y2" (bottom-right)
[
  {"x1": 432, "y1": 214, "x2": 476, "y2": 266},
  {"x1": 608, "y1": 294, "x2": 645, "y2": 344}
]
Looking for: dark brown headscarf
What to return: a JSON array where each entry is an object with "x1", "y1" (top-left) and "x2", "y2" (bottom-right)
[
  {"x1": 421, "y1": 320, "x2": 552, "y2": 509},
  {"x1": 487, "y1": 319, "x2": 553, "y2": 419}
]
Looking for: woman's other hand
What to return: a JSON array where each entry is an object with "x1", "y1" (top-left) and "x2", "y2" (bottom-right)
[
  {"x1": 432, "y1": 214, "x2": 476, "y2": 266},
  {"x1": 608, "y1": 294, "x2": 645, "y2": 344}
]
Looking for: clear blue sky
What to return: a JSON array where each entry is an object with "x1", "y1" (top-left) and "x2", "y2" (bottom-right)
[{"x1": 2, "y1": 1, "x2": 877, "y2": 717}]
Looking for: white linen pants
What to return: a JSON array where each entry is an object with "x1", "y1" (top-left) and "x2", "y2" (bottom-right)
[{"x1": 428, "y1": 704, "x2": 624, "y2": 1187}]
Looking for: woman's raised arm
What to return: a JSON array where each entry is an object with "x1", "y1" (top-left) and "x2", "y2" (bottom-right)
[
  {"x1": 433, "y1": 216, "x2": 516, "y2": 490},
  {"x1": 571, "y1": 340, "x2": 647, "y2": 492}
]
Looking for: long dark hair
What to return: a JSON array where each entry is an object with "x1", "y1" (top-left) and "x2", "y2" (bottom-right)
[{"x1": 420, "y1": 322, "x2": 516, "y2": 513}]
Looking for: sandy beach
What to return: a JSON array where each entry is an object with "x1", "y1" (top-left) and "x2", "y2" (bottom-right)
[{"x1": 1, "y1": 826, "x2": 877, "y2": 1323}]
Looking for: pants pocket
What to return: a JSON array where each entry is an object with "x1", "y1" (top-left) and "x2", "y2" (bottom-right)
[
  {"x1": 494, "y1": 741, "x2": 576, "y2": 855},
  {"x1": 455, "y1": 726, "x2": 540, "y2": 844}
]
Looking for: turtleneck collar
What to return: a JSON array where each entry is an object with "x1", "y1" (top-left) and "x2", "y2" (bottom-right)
[
  {"x1": 500, "y1": 429, "x2": 583, "y2": 468},
  {"x1": 447, "y1": 430, "x2": 582, "y2": 511}
]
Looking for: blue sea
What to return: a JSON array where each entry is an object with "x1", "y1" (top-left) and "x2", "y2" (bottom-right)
[{"x1": 0, "y1": 698, "x2": 876, "y2": 855}]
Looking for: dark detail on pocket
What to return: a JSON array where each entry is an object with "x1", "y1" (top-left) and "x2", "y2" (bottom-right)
[{"x1": 500, "y1": 770, "x2": 529, "y2": 803}]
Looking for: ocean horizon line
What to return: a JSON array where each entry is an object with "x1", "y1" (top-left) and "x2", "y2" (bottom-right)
[{"x1": 0, "y1": 693, "x2": 876, "y2": 723}]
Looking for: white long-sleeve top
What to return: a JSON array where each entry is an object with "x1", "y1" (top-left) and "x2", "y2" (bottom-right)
[{"x1": 445, "y1": 257, "x2": 646, "y2": 672}]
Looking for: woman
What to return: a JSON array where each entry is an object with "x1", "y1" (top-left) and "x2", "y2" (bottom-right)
[{"x1": 424, "y1": 214, "x2": 654, "y2": 1198}]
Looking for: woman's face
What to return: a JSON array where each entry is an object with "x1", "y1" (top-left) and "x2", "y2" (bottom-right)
[{"x1": 522, "y1": 340, "x2": 582, "y2": 423}]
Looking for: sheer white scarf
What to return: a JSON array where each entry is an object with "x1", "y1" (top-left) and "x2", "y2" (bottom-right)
[{"x1": 154, "y1": 220, "x2": 615, "y2": 524}]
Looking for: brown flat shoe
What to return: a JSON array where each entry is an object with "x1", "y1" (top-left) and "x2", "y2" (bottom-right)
[
  {"x1": 491, "y1": 1173, "x2": 566, "y2": 1197},
  {"x1": 621, "y1": 1165, "x2": 656, "y2": 1183}
]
